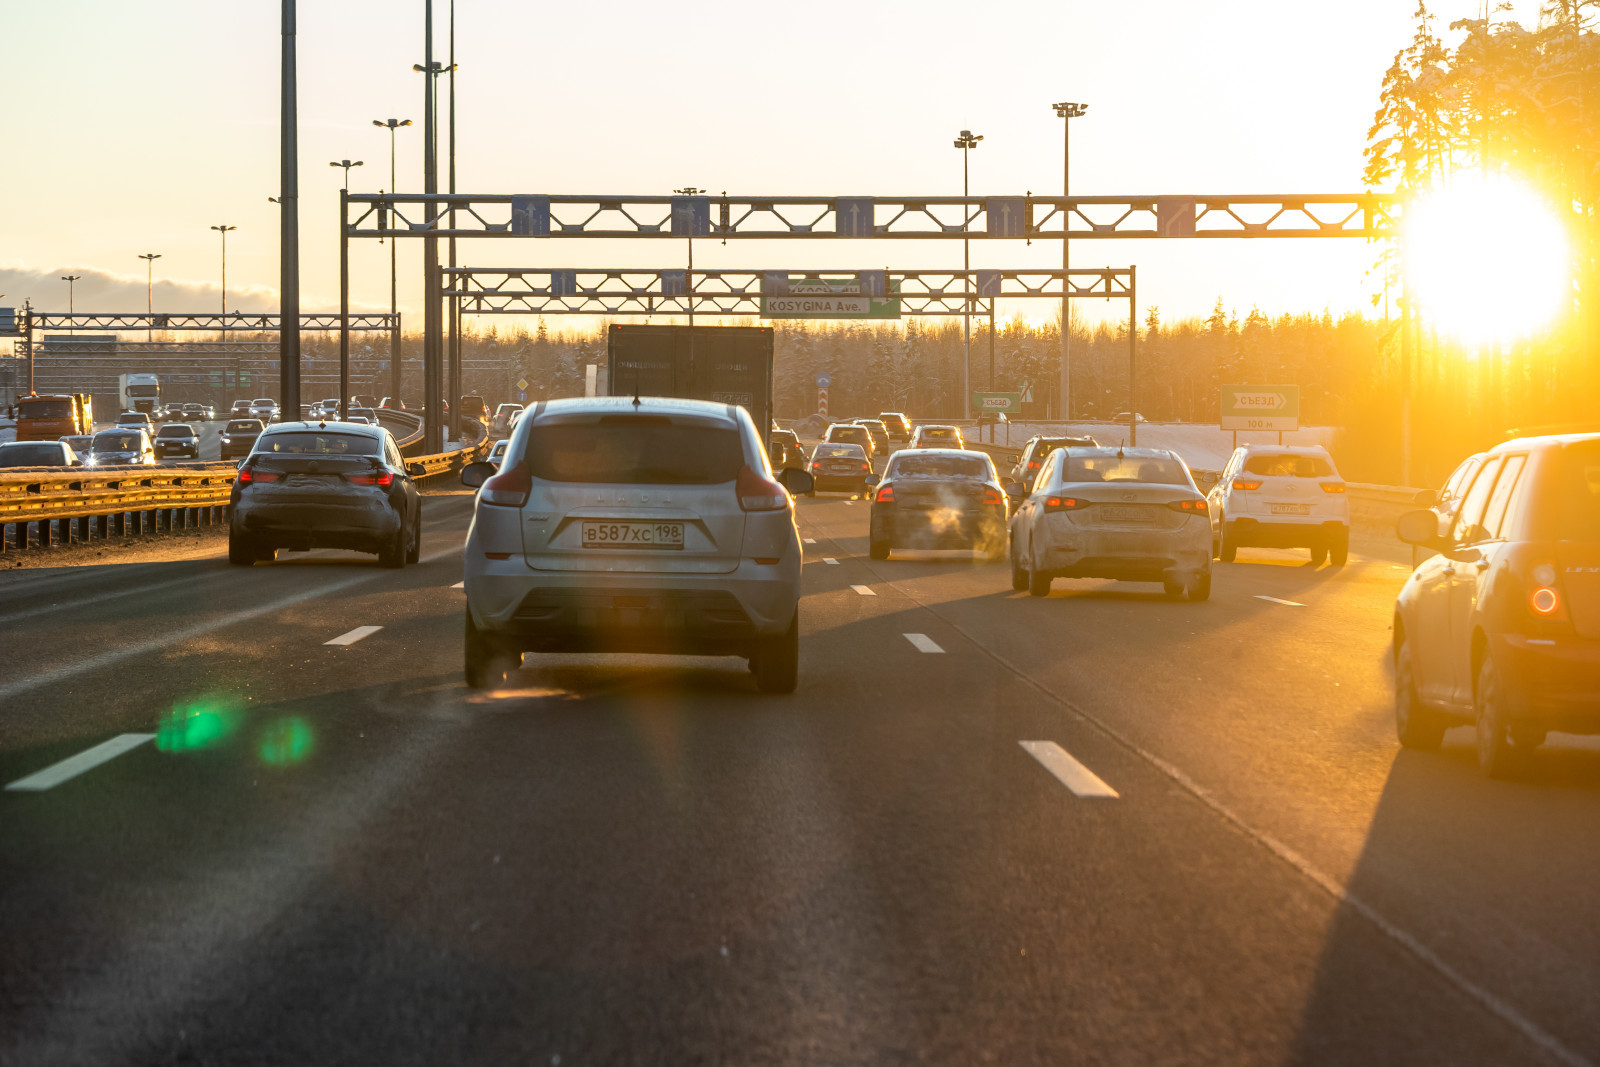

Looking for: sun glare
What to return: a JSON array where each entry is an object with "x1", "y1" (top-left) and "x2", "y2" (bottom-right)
[{"x1": 1404, "y1": 173, "x2": 1571, "y2": 345}]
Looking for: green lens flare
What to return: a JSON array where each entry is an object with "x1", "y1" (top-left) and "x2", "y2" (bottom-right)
[
  {"x1": 258, "y1": 718, "x2": 315, "y2": 766},
  {"x1": 154, "y1": 701, "x2": 240, "y2": 753}
]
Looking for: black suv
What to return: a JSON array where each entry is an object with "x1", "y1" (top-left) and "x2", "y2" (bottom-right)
[
  {"x1": 154, "y1": 422, "x2": 200, "y2": 460},
  {"x1": 1394, "y1": 432, "x2": 1600, "y2": 776},
  {"x1": 1011, "y1": 435, "x2": 1099, "y2": 488}
]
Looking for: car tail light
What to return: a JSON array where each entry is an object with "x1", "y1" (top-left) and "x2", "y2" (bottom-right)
[
  {"x1": 480, "y1": 461, "x2": 531, "y2": 507},
  {"x1": 1168, "y1": 498, "x2": 1208, "y2": 513},
  {"x1": 860, "y1": 462, "x2": 871, "y2": 471},
  {"x1": 1321, "y1": 482, "x2": 1346, "y2": 493},
  {"x1": 737, "y1": 465, "x2": 789, "y2": 511},
  {"x1": 1232, "y1": 478, "x2": 1262, "y2": 490},
  {"x1": 1027, "y1": 460, "x2": 1042, "y2": 471},
  {"x1": 1044, "y1": 496, "x2": 1085, "y2": 512},
  {"x1": 1529, "y1": 562, "x2": 1568, "y2": 620},
  {"x1": 811, "y1": 460, "x2": 823, "y2": 470},
  {"x1": 982, "y1": 487, "x2": 1003, "y2": 506},
  {"x1": 237, "y1": 467, "x2": 280, "y2": 485},
  {"x1": 348, "y1": 470, "x2": 395, "y2": 487},
  {"x1": 876, "y1": 484, "x2": 894, "y2": 503}
]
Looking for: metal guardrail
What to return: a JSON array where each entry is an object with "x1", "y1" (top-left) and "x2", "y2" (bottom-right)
[{"x1": 0, "y1": 421, "x2": 493, "y2": 552}]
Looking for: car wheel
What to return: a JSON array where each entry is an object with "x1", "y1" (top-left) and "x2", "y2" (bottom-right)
[
  {"x1": 1476, "y1": 656, "x2": 1526, "y2": 778},
  {"x1": 1027, "y1": 543, "x2": 1051, "y2": 597},
  {"x1": 227, "y1": 532, "x2": 255, "y2": 566},
  {"x1": 1186, "y1": 570, "x2": 1212, "y2": 601},
  {"x1": 378, "y1": 515, "x2": 407, "y2": 569},
  {"x1": 869, "y1": 536, "x2": 890, "y2": 561},
  {"x1": 1219, "y1": 520, "x2": 1238, "y2": 563},
  {"x1": 751, "y1": 611, "x2": 800, "y2": 694},
  {"x1": 1393, "y1": 637, "x2": 1445, "y2": 750},
  {"x1": 405, "y1": 508, "x2": 421, "y2": 564},
  {"x1": 464, "y1": 610, "x2": 515, "y2": 690},
  {"x1": 1311, "y1": 543, "x2": 1329, "y2": 566},
  {"x1": 1010, "y1": 535, "x2": 1028, "y2": 592},
  {"x1": 1329, "y1": 527, "x2": 1350, "y2": 568},
  {"x1": 1163, "y1": 579, "x2": 1184, "y2": 599}
]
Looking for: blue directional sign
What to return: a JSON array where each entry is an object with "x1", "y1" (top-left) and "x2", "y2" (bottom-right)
[
  {"x1": 1157, "y1": 197, "x2": 1197, "y2": 237},
  {"x1": 976, "y1": 271, "x2": 1003, "y2": 297},
  {"x1": 0, "y1": 308, "x2": 15, "y2": 335},
  {"x1": 549, "y1": 269, "x2": 578, "y2": 297},
  {"x1": 857, "y1": 270, "x2": 887, "y2": 298},
  {"x1": 670, "y1": 196, "x2": 711, "y2": 237},
  {"x1": 815, "y1": 372, "x2": 832, "y2": 389},
  {"x1": 661, "y1": 270, "x2": 687, "y2": 297},
  {"x1": 761, "y1": 272, "x2": 790, "y2": 296},
  {"x1": 985, "y1": 197, "x2": 1026, "y2": 238},
  {"x1": 835, "y1": 198, "x2": 874, "y2": 237},
  {"x1": 511, "y1": 195, "x2": 551, "y2": 236},
  {"x1": 516, "y1": 390, "x2": 527, "y2": 403}
]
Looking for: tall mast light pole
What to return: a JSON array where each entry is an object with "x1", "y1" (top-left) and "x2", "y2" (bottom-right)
[
  {"x1": 953, "y1": 130, "x2": 982, "y2": 421},
  {"x1": 60, "y1": 275, "x2": 81, "y2": 315},
  {"x1": 329, "y1": 159, "x2": 363, "y2": 191},
  {"x1": 1053, "y1": 101, "x2": 1087, "y2": 421},
  {"x1": 373, "y1": 118, "x2": 412, "y2": 404},
  {"x1": 137, "y1": 253, "x2": 161, "y2": 341}
]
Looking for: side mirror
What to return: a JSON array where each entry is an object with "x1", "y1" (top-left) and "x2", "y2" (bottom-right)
[
  {"x1": 864, "y1": 472, "x2": 878, "y2": 487},
  {"x1": 1395, "y1": 508, "x2": 1441, "y2": 547},
  {"x1": 1005, "y1": 483, "x2": 1026, "y2": 502},
  {"x1": 776, "y1": 468, "x2": 814, "y2": 497},
  {"x1": 460, "y1": 461, "x2": 495, "y2": 488},
  {"x1": 1414, "y1": 488, "x2": 1439, "y2": 507},
  {"x1": 407, "y1": 462, "x2": 427, "y2": 477}
]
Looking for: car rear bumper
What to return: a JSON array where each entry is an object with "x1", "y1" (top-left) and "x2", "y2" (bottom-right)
[
  {"x1": 1228, "y1": 517, "x2": 1347, "y2": 547},
  {"x1": 812, "y1": 474, "x2": 869, "y2": 492},
  {"x1": 465, "y1": 556, "x2": 799, "y2": 653},
  {"x1": 232, "y1": 496, "x2": 399, "y2": 550},
  {"x1": 873, "y1": 507, "x2": 1005, "y2": 547},
  {"x1": 1492, "y1": 633, "x2": 1600, "y2": 731},
  {"x1": 1037, "y1": 521, "x2": 1210, "y2": 582}
]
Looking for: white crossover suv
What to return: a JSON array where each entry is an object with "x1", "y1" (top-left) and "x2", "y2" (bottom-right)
[
  {"x1": 460, "y1": 397, "x2": 814, "y2": 692},
  {"x1": 1207, "y1": 444, "x2": 1351, "y2": 565}
]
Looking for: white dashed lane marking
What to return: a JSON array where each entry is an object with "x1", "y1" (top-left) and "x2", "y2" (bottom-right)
[
  {"x1": 823, "y1": 558, "x2": 840, "y2": 565},
  {"x1": 1019, "y1": 741, "x2": 1119, "y2": 798},
  {"x1": 325, "y1": 626, "x2": 383, "y2": 646},
  {"x1": 803, "y1": 538, "x2": 816, "y2": 544},
  {"x1": 6, "y1": 734, "x2": 155, "y2": 792},
  {"x1": 904, "y1": 633, "x2": 944, "y2": 654},
  {"x1": 451, "y1": 581, "x2": 464, "y2": 589},
  {"x1": 851, "y1": 585, "x2": 876, "y2": 596},
  {"x1": 1255, "y1": 595, "x2": 1305, "y2": 607}
]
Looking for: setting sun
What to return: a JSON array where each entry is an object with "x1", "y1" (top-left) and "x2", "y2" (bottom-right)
[{"x1": 1403, "y1": 173, "x2": 1571, "y2": 345}]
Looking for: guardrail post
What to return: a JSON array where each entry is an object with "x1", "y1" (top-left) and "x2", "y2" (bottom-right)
[
  {"x1": 95, "y1": 515, "x2": 108, "y2": 539},
  {"x1": 113, "y1": 511, "x2": 126, "y2": 537}
]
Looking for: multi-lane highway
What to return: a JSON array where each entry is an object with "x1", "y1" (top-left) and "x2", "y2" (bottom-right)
[{"x1": 1, "y1": 487, "x2": 1597, "y2": 1065}]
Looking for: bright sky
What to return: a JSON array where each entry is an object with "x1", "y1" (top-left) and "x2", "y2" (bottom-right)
[{"x1": 0, "y1": 0, "x2": 1541, "y2": 330}]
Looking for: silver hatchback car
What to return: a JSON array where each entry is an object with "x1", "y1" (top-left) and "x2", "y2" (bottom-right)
[{"x1": 460, "y1": 397, "x2": 814, "y2": 692}]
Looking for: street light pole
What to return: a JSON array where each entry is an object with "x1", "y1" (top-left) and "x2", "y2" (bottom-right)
[
  {"x1": 209, "y1": 225, "x2": 236, "y2": 317},
  {"x1": 137, "y1": 253, "x2": 161, "y2": 342},
  {"x1": 447, "y1": 0, "x2": 459, "y2": 440},
  {"x1": 373, "y1": 118, "x2": 412, "y2": 404},
  {"x1": 328, "y1": 158, "x2": 363, "y2": 191},
  {"x1": 674, "y1": 186, "x2": 705, "y2": 332},
  {"x1": 953, "y1": 130, "x2": 982, "y2": 421},
  {"x1": 414, "y1": 6, "x2": 455, "y2": 452},
  {"x1": 281, "y1": 0, "x2": 301, "y2": 418},
  {"x1": 60, "y1": 275, "x2": 81, "y2": 317},
  {"x1": 1053, "y1": 102, "x2": 1088, "y2": 422}
]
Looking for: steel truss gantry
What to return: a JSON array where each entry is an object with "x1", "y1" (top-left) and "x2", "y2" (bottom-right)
[
  {"x1": 348, "y1": 192, "x2": 1396, "y2": 241},
  {"x1": 441, "y1": 267, "x2": 1133, "y2": 317}
]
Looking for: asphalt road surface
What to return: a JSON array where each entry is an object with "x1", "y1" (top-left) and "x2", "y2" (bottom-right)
[{"x1": 1, "y1": 488, "x2": 1597, "y2": 1066}]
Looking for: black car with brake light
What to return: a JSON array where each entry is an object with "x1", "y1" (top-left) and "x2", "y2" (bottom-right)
[
  {"x1": 228, "y1": 422, "x2": 422, "y2": 568},
  {"x1": 869, "y1": 448, "x2": 1007, "y2": 561}
]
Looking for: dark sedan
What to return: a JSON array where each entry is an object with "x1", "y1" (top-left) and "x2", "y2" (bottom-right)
[
  {"x1": 154, "y1": 422, "x2": 200, "y2": 461},
  {"x1": 808, "y1": 442, "x2": 874, "y2": 496},
  {"x1": 220, "y1": 419, "x2": 264, "y2": 460},
  {"x1": 228, "y1": 422, "x2": 422, "y2": 567},
  {"x1": 869, "y1": 448, "x2": 1008, "y2": 561},
  {"x1": 86, "y1": 429, "x2": 155, "y2": 467}
]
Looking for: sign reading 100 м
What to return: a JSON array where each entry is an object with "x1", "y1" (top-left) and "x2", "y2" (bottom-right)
[
  {"x1": 1220, "y1": 384, "x2": 1300, "y2": 432},
  {"x1": 761, "y1": 280, "x2": 901, "y2": 320}
]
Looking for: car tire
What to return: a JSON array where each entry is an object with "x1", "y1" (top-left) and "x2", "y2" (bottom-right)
[
  {"x1": 1394, "y1": 637, "x2": 1445, "y2": 750},
  {"x1": 1187, "y1": 570, "x2": 1212, "y2": 601},
  {"x1": 255, "y1": 544, "x2": 277, "y2": 563},
  {"x1": 1329, "y1": 527, "x2": 1350, "y2": 568},
  {"x1": 464, "y1": 610, "x2": 515, "y2": 690},
  {"x1": 1219, "y1": 520, "x2": 1238, "y2": 563},
  {"x1": 1027, "y1": 544, "x2": 1051, "y2": 597},
  {"x1": 1311, "y1": 543, "x2": 1329, "y2": 566},
  {"x1": 751, "y1": 611, "x2": 800, "y2": 694},
  {"x1": 1163, "y1": 580, "x2": 1185, "y2": 599},
  {"x1": 379, "y1": 515, "x2": 407, "y2": 569},
  {"x1": 1476, "y1": 656, "x2": 1526, "y2": 778},
  {"x1": 405, "y1": 508, "x2": 421, "y2": 564},
  {"x1": 227, "y1": 533, "x2": 255, "y2": 566},
  {"x1": 869, "y1": 536, "x2": 890, "y2": 561}
]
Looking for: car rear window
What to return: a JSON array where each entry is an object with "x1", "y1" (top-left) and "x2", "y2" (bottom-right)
[
  {"x1": 1551, "y1": 442, "x2": 1600, "y2": 540},
  {"x1": 525, "y1": 420, "x2": 745, "y2": 485},
  {"x1": 892, "y1": 454, "x2": 990, "y2": 478},
  {"x1": 0, "y1": 443, "x2": 64, "y2": 467},
  {"x1": 1242, "y1": 453, "x2": 1335, "y2": 477},
  {"x1": 20, "y1": 400, "x2": 72, "y2": 418},
  {"x1": 829, "y1": 426, "x2": 868, "y2": 441},
  {"x1": 1066, "y1": 452, "x2": 1190, "y2": 486},
  {"x1": 93, "y1": 432, "x2": 143, "y2": 451},
  {"x1": 157, "y1": 424, "x2": 193, "y2": 437},
  {"x1": 258, "y1": 432, "x2": 380, "y2": 455},
  {"x1": 226, "y1": 420, "x2": 262, "y2": 433},
  {"x1": 814, "y1": 444, "x2": 865, "y2": 459}
]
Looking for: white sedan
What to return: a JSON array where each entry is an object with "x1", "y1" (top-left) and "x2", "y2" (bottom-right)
[{"x1": 1008, "y1": 446, "x2": 1212, "y2": 600}]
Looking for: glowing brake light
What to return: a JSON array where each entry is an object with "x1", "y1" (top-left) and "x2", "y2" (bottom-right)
[
  {"x1": 348, "y1": 470, "x2": 395, "y2": 487},
  {"x1": 1044, "y1": 496, "x2": 1084, "y2": 512},
  {"x1": 237, "y1": 467, "x2": 281, "y2": 485},
  {"x1": 1232, "y1": 478, "x2": 1262, "y2": 491},
  {"x1": 875, "y1": 484, "x2": 894, "y2": 503},
  {"x1": 1529, "y1": 563, "x2": 1567, "y2": 619},
  {"x1": 737, "y1": 465, "x2": 789, "y2": 511},
  {"x1": 480, "y1": 460, "x2": 531, "y2": 507},
  {"x1": 982, "y1": 487, "x2": 1003, "y2": 506},
  {"x1": 1321, "y1": 482, "x2": 1346, "y2": 493},
  {"x1": 1168, "y1": 498, "x2": 1208, "y2": 513}
]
